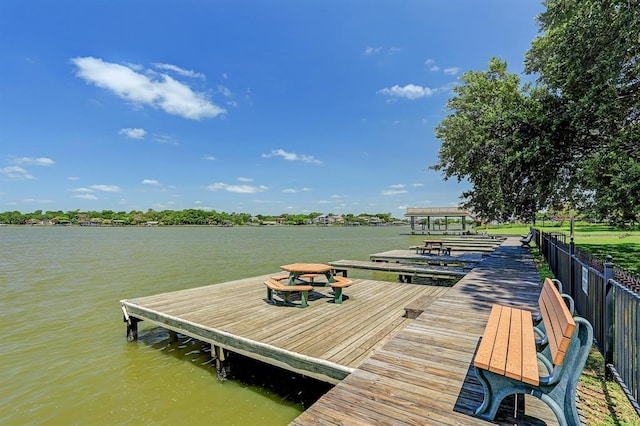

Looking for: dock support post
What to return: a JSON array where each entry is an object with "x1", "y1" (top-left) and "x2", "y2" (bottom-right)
[
  {"x1": 122, "y1": 305, "x2": 139, "y2": 342},
  {"x1": 126, "y1": 318, "x2": 139, "y2": 342},
  {"x1": 214, "y1": 346, "x2": 230, "y2": 381}
]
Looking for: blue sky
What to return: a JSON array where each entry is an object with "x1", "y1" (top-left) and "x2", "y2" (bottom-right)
[{"x1": 0, "y1": 1, "x2": 544, "y2": 216}]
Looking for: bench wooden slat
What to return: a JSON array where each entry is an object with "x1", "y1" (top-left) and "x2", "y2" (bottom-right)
[
  {"x1": 505, "y1": 307, "x2": 523, "y2": 381},
  {"x1": 489, "y1": 305, "x2": 512, "y2": 376},
  {"x1": 474, "y1": 304, "x2": 502, "y2": 370},
  {"x1": 539, "y1": 278, "x2": 575, "y2": 366},
  {"x1": 520, "y1": 310, "x2": 538, "y2": 385}
]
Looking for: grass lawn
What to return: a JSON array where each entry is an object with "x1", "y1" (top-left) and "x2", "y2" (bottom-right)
[{"x1": 487, "y1": 222, "x2": 640, "y2": 275}]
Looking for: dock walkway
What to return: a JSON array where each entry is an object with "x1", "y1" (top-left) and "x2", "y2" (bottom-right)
[
  {"x1": 328, "y1": 259, "x2": 468, "y2": 281},
  {"x1": 292, "y1": 237, "x2": 572, "y2": 425},
  {"x1": 370, "y1": 250, "x2": 484, "y2": 265}
]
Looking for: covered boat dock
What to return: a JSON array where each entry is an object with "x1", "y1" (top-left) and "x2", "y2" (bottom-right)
[{"x1": 405, "y1": 207, "x2": 476, "y2": 234}]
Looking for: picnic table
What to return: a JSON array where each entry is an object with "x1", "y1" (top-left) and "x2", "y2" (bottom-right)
[
  {"x1": 280, "y1": 263, "x2": 336, "y2": 286},
  {"x1": 417, "y1": 239, "x2": 451, "y2": 255}
]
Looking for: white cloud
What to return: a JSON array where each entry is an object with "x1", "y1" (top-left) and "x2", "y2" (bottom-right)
[
  {"x1": 205, "y1": 182, "x2": 268, "y2": 194},
  {"x1": 262, "y1": 149, "x2": 322, "y2": 165},
  {"x1": 21, "y1": 198, "x2": 53, "y2": 204},
  {"x1": 364, "y1": 46, "x2": 383, "y2": 56},
  {"x1": 425, "y1": 59, "x2": 435, "y2": 65},
  {"x1": 152, "y1": 63, "x2": 205, "y2": 80},
  {"x1": 377, "y1": 84, "x2": 436, "y2": 100},
  {"x1": 71, "y1": 56, "x2": 225, "y2": 120},
  {"x1": 119, "y1": 128, "x2": 147, "y2": 139},
  {"x1": 364, "y1": 46, "x2": 401, "y2": 56},
  {"x1": 429, "y1": 66, "x2": 440, "y2": 72},
  {"x1": 142, "y1": 179, "x2": 160, "y2": 185},
  {"x1": 444, "y1": 67, "x2": 461, "y2": 76},
  {"x1": 153, "y1": 135, "x2": 178, "y2": 145},
  {"x1": 1, "y1": 166, "x2": 33, "y2": 179},
  {"x1": 411, "y1": 183, "x2": 424, "y2": 187},
  {"x1": 283, "y1": 189, "x2": 297, "y2": 193},
  {"x1": 389, "y1": 184, "x2": 406, "y2": 189},
  {"x1": 237, "y1": 177, "x2": 253, "y2": 182},
  {"x1": 73, "y1": 194, "x2": 99, "y2": 200},
  {"x1": 382, "y1": 189, "x2": 408, "y2": 196},
  {"x1": 11, "y1": 157, "x2": 55, "y2": 166},
  {"x1": 90, "y1": 184, "x2": 121, "y2": 192},
  {"x1": 204, "y1": 155, "x2": 216, "y2": 161}
]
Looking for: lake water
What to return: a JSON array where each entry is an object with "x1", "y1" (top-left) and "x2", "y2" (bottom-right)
[{"x1": 1, "y1": 225, "x2": 419, "y2": 425}]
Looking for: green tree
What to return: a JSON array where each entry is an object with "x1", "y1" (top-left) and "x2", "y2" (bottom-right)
[
  {"x1": 432, "y1": 58, "x2": 575, "y2": 223},
  {"x1": 525, "y1": 0, "x2": 640, "y2": 224}
]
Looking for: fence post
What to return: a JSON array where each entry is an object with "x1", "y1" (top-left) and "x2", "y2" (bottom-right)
[
  {"x1": 569, "y1": 237, "x2": 576, "y2": 299},
  {"x1": 604, "y1": 255, "x2": 614, "y2": 378}
]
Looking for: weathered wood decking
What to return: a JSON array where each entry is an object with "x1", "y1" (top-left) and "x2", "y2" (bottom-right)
[
  {"x1": 292, "y1": 238, "x2": 571, "y2": 425},
  {"x1": 121, "y1": 276, "x2": 450, "y2": 384},
  {"x1": 122, "y1": 237, "x2": 579, "y2": 424}
]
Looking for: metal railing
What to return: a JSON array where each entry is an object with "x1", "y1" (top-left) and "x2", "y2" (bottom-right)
[{"x1": 535, "y1": 229, "x2": 640, "y2": 416}]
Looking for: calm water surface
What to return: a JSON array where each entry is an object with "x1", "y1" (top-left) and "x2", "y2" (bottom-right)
[{"x1": 1, "y1": 225, "x2": 419, "y2": 425}]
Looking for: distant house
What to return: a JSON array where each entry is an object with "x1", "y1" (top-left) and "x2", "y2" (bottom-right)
[{"x1": 312, "y1": 214, "x2": 344, "y2": 226}]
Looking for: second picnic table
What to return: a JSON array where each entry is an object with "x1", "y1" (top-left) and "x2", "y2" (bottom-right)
[
  {"x1": 416, "y1": 239, "x2": 450, "y2": 255},
  {"x1": 280, "y1": 263, "x2": 336, "y2": 286}
]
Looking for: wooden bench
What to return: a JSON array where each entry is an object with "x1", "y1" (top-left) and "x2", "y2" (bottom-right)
[
  {"x1": 520, "y1": 232, "x2": 533, "y2": 248},
  {"x1": 473, "y1": 278, "x2": 593, "y2": 425},
  {"x1": 263, "y1": 279, "x2": 313, "y2": 308},
  {"x1": 330, "y1": 276, "x2": 353, "y2": 304}
]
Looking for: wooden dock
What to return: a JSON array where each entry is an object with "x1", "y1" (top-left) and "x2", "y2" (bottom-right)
[
  {"x1": 121, "y1": 277, "x2": 450, "y2": 384},
  {"x1": 121, "y1": 237, "x2": 578, "y2": 424}
]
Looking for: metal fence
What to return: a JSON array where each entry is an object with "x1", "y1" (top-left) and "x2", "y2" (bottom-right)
[{"x1": 535, "y1": 229, "x2": 640, "y2": 415}]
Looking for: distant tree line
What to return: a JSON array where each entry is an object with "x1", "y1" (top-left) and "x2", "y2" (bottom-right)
[
  {"x1": 0, "y1": 209, "x2": 403, "y2": 226},
  {"x1": 432, "y1": 1, "x2": 640, "y2": 228}
]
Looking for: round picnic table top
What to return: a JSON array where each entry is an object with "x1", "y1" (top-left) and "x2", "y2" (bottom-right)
[{"x1": 280, "y1": 263, "x2": 333, "y2": 274}]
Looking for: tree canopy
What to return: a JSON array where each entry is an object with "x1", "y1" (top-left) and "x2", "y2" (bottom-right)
[{"x1": 433, "y1": 0, "x2": 640, "y2": 225}]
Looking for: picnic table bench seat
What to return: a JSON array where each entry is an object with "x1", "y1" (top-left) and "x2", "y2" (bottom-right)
[
  {"x1": 329, "y1": 275, "x2": 353, "y2": 304},
  {"x1": 270, "y1": 274, "x2": 290, "y2": 281},
  {"x1": 473, "y1": 278, "x2": 593, "y2": 425},
  {"x1": 263, "y1": 279, "x2": 313, "y2": 308}
]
